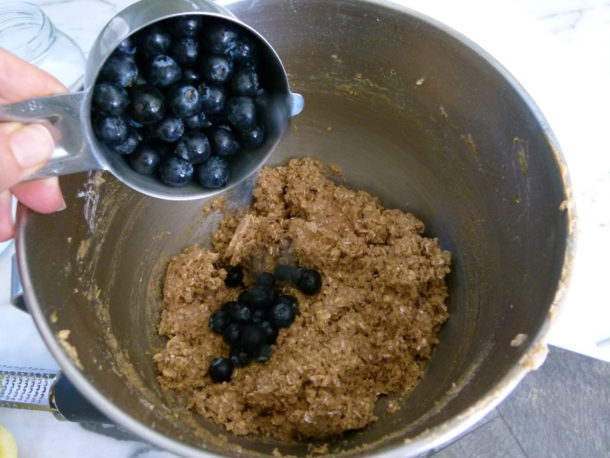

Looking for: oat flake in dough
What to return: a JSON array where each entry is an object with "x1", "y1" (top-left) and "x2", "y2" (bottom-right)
[{"x1": 153, "y1": 158, "x2": 451, "y2": 440}]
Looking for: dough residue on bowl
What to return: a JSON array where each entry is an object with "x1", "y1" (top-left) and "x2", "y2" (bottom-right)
[{"x1": 153, "y1": 158, "x2": 451, "y2": 440}]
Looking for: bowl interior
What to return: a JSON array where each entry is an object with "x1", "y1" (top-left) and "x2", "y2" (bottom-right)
[{"x1": 18, "y1": 0, "x2": 569, "y2": 456}]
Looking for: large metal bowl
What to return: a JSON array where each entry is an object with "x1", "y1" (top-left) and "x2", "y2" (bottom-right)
[{"x1": 15, "y1": 0, "x2": 572, "y2": 456}]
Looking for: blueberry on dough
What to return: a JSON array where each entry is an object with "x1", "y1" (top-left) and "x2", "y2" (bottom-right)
[
  {"x1": 270, "y1": 301, "x2": 296, "y2": 328},
  {"x1": 209, "y1": 309, "x2": 231, "y2": 334},
  {"x1": 297, "y1": 269, "x2": 322, "y2": 295},
  {"x1": 225, "y1": 265, "x2": 244, "y2": 287},
  {"x1": 209, "y1": 357, "x2": 233, "y2": 383}
]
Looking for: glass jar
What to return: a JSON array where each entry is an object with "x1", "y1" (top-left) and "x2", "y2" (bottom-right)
[
  {"x1": 0, "y1": 1, "x2": 86, "y2": 90},
  {"x1": 0, "y1": 2, "x2": 85, "y2": 256}
]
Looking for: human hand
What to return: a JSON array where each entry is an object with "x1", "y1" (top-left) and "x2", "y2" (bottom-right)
[{"x1": 0, "y1": 47, "x2": 68, "y2": 242}]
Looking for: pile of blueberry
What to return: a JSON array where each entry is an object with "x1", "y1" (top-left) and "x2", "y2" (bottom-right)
[
  {"x1": 208, "y1": 264, "x2": 322, "y2": 383},
  {"x1": 91, "y1": 15, "x2": 267, "y2": 189}
]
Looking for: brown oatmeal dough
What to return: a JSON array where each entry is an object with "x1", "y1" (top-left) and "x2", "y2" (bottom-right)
[{"x1": 153, "y1": 158, "x2": 451, "y2": 440}]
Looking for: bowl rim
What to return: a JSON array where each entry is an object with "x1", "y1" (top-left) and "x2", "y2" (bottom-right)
[{"x1": 15, "y1": 0, "x2": 576, "y2": 456}]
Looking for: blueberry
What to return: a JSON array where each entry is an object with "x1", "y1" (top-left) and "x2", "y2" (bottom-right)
[
  {"x1": 198, "y1": 83, "x2": 226, "y2": 114},
  {"x1": 209, "y1": 357, "x2": 233, "y2": 383},
  {"x1": 111, "y1": 128, "x2": 139, "y2": 155},
  {"x1": 270, "y1": 301, "x2": 296, "y2": 328},
  {"x1": 259, "y1": 321, "x2": 279, "y2": 344},
  {"x1": 200, "y1": 55, "x2": 234, "y2": 85},
  {"x1": 239, "y1": 125, "x2": 265, "y2": 149},
  {"x1": 230, "y1": 68, "x2": 260, "y2": 96},
  {"x1": 255, "y1": 344, "x2": 272, "y2": 363},
  {"x1": 196, "y1": 156, "x2": 229, "y2": 189},
  {"x1": 158, "y1": 155, "x2": 194, "y2": 187},
  {"x1": 115, "y1": 37, "x2": 137, "y2": 56},
  {"x1": 93, "y1": 115, "x2": 128, "y2": 145},
  {"x1": 274, "y1": 264, "x2": 294, "y2": 282},
  {"x1": 255, "y1": 272, "x2": 275, "y2": 288},
  {"x1": 297, "y1": 269, "x2": 322, "y2": 295},
  {"x1": 183, "y1": 111, "x2": 210, "y2": 130},
  {"x1": 225, "y1": 301, "x2": 252, "y2": 323},
  {"x1": 275, "y1": 265, "x2": 306, "y2": 285},
  {"x1": 174, "y1": 131, "x2": 211, "y2": 164},
  {"x1": 168, "y1": 84, "x2": 203, "y2": 118},
  {"x1": 169, "y1": 16, "x2": 203, "y2": 38},
  {"x1": 275, "y1": 294, "x2": 298, "y2": 315},
  {"x1": 169, "y1": 37, "x2": 199, "y2": 65},
  {"x1": 229, "y1": 346, "x2": 251, "y2": 368},
  {"x1": 137, "y1": 25, "x2": 171, "y2": 57},
  {"x1": 228, "y1": 36, "x2": 257, "y2": 66},
  {"x1": 251, "y1": 309, "x2": 266, "y2": 324},
  {"x1": 151, "y1": 116, "x2": 184, "y2": 142},
  {"x1": 226, "y1": 96, "x2": 257, "y2": 129},
  {"x1": 203, "y1": 22, "x2": 239, "y2": 55},
  {"x1": 209, "y1": 309, "x2": 231, "y2": 334},
  {"x1": 225, "y1": 265, "x2": 243, "y2": 287},
  {"x1": 92, "y1": 82, "x2": 128, "y2": 116},
  {"x1": 128, "y1": 144, "x2": 162, "y2": 175},
  {"x1": 125, "y1": 115, "x2": 144, "y2": 130},
  {"x1": 222, "y1": 322, "x2": 241, "y2": 346},
  {"x1": 100, "y1": 53, "x2": 139, "y2": 87},
  {"x1": 239, "y1": 324, "x2": 266, "y2": 355},
  {"x1": 239, "y1": 286, "x2": 272, "y2": 310},
  {"x1": 207, "y1": 126, "x2": 240, "y2": 158},
  {"x1": 147, "y1": 55, "x2": 182, "y2": 87},
  {"x1": 129, "y1": 85, "x2": 166, "y2": 124},
  {"x1": 181, "y1": 67, "x2": 201, "y2": 85},
  {"x1": 290, "y1": 266, "x2": 306, "y2": 285}
]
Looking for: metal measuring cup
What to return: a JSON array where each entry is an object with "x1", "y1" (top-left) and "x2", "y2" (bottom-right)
[{"x1": 0, "y1": 0, "x2": 304, "y2": 200}]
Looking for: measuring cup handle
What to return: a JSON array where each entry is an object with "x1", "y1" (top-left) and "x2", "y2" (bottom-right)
[{"x1": 0, "y1": 92, "x2": 100, "y2": 179}]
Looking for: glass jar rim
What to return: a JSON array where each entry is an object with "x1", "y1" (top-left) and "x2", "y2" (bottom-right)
[{"x1": 0, "y1": 2, "x2": 54, "y2": 62}]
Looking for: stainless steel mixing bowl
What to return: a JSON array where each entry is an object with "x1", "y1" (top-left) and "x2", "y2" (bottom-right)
[{"x1": 15, "y1": 0, "x2": 573, "y2": 456}]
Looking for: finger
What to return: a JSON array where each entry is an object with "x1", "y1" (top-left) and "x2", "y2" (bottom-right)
[
  {"x1": 0, "y1": 48, "x2": 67, "y2": 103},
  {"x1": 0, "y1": 123, "x2": 56, "y2": 191},
  {"x1": 11, "y1": 176, "x2": 65, "y2": 214},
  {"x1": 0, "y1": 190, "x2": 15, "y2": 242}
]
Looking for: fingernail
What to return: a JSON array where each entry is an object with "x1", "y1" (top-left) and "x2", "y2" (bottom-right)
[
  {"x1": 9, "y1": 124, "x2": 54, "y2": 169},
  {"x1": 58, "y1": 197, "x2": 67, "y2": 212}
]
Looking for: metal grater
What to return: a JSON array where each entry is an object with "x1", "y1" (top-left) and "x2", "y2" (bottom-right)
[{"x1": 0, "y1": 365, "x2": 60, "y2": 412}]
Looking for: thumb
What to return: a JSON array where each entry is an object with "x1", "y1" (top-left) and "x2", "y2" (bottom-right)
[{"x1": 0, "y1": 123, "x2": 54, "y2": 191}]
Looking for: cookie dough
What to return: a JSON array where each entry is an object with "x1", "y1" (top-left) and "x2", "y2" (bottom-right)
[{"x1": 153, "y1": 158, "x2": 451, "y2": 440}]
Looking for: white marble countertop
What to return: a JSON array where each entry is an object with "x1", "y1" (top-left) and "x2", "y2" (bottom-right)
[{"x1": 0, "y1": 0, "x2": 609, "y2": 456}]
